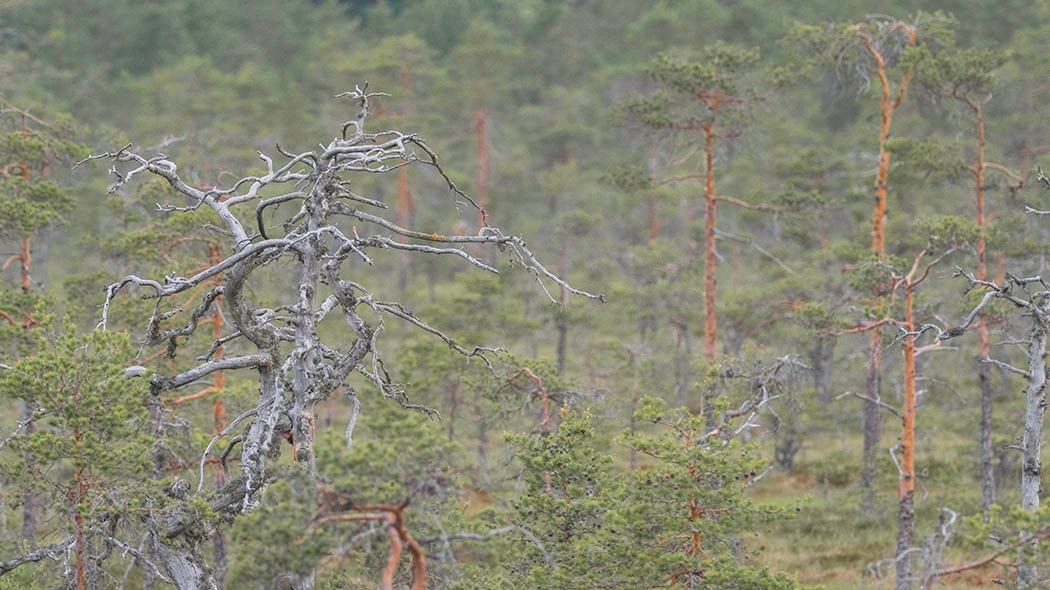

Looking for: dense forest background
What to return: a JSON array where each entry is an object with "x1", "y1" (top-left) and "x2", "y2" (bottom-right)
[{"x1": 3, "y1": 1, "x2": 1050, "y2": 588}]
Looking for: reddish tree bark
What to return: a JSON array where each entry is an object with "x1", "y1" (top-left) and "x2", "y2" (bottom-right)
[
  {"x1": 853, "y1": 22, "x2": 917, "y2": 516},
  {"x1": 309, "y1": 498, "x2": 426, "y2": 590},
  {"x1": 510, "y1": 368, "x2": 553, "y2": 493},
  {"x1": 957, "y1": 94, "x2": 1023, "y2": 513},
  {"x1": 702, "y1": 117, "x2": 718, "y2": 359}
]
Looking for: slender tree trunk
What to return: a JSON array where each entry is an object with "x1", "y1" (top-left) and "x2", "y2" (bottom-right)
[
  {"x1": 896, "y1": 288, "x2": 918, "y2": 590},
  {"x1": 648, "y1": 146, "x2": 659, "y2": 245},
  {"x1": 860, "y1": 45, "x2": 898, "y2": 510},
  {"x1": 863, "y1": 27, "x2": 914, "y2": 255},
  {"x1": 977, "y1": 358, "x2": 995, "y2": 511},
  {"x1": 629, "y1": 350, "x2": 641, "y2": 470},
  {"x1": 857, "y1": 28, "x2": 914, "y2": 515},
  {"x1": 290, "y1": 194, "x2": 321, "y2": 470},
  {"x1": 702, "y1": 120, "x2": 718, "y2": 359},
  {"x1": 1019, "y1": 310, "x2": 1047, "y2": 587},
  {"x1": 17, "y1": 235, "x2": 39, "y2": 544},
  {"x1": 397, "y1": 164, "x2": 412, "y2": 294},
  {"x1": 556, "y1": 241, "x2": 569, "y2": 374},
  {"x1": 19, "y1": 402, "x2": 37, "y2": 545},
  {"x1": 811, "y1": 337, "x2": 834, "y2": 404},
  {"x1": 861, "y1": 330, "x2": 881, "y2": 514},
  {"x1": 73, "y1": 468, "x2": 87, "y2": 590},
  {"x1": 209, "y1": 241, "x2": 229, "y2": 586},
  {"x1": 972, "y1": 103, "x2": 997, "y2": 514}
]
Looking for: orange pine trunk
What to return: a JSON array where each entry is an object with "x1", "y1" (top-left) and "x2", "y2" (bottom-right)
[
  {"x1": 703, "y1": 121, "x2": 717, "y2": 358},
  {"x1": 900, "y1": 289, "x2": 916, "y2": 501},
  {"x1": 859, "y1": 26, "x2": 916, "y2": 519},
  {"x1": 864, "y1": 27, "x2": 916, "y2": 255}
]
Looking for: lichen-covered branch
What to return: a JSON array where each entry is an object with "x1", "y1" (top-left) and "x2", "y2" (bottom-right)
[{"x1": 82, "y1": 86, "x2": 601, "y2": 580}]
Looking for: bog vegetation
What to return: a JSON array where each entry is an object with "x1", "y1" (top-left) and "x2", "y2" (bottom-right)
[{"x1": 2, "y1": 1, "x2": 1050, "y2": 589}]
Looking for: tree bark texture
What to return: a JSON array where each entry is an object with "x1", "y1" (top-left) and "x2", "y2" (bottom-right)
[
  {"x1": 861, "y1": 330, "x2": 882, "y2": 514},
  {"x1": 973, "y1": 102, "x2": 998, "y2": 514},
  {"x1": 1019, "y1": 308, "x2": 1047, "y2": 587},
  {"x1": 857, "y1": 23, "x2": 915, "y2": 518},
  {"x1": 895, "y1": 288, "x2": 917, "y2": 590},
  {"x1": 978, "y1": 356, "x2": 995, "y2": 513},
  {"x1": 702, "y1": 120, "x2": 718, "y2": 359},
  {"x1": 895, "y1": 494, "x2": 915, "y2": 590},
  {"x1": 811, "y1": 337, "x2": 834, "y2": 404}
]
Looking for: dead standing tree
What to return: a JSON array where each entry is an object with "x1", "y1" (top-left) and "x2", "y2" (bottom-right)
[
  {"x1": 943, "y1": 268, "x2": 1050, "y2": 587},
  {"x1": 78, "y1": 86, "x2": 602, "y2": 588}
]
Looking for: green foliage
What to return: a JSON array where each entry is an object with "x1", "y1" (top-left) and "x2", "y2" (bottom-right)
[
  {"x1": 225, "y1": 472, "x2": 324, "y2": 588},
  {"x1": 617, "y1": 91, "x2": 676, "y2": 130},
  {"x1": 950, "y1": 504, "x2": 1050, "y2": 574},
  {"x1": 0, "y1": 320, "x2": 155, "y2": 581},
  {"x1": 602, "y1": 162, "x2": 653, "y2": 193},
  {"x1": 906, "y1": 44, "x2": 1006, "y2": 103},
  {"x1": 0, "y1": 111, "x2": 87, "y2": 239},
  {"x1": 0, "y1": 321, "x2": 152, "y2": 489},
  {"x1": 783, "y1": 13, "x2": 955, "y2": 99},
  {"x1": 650, "y1": 43, "x2": 761, "y2": 98},
  {"x1": 475, "y1": 402, "x2": 808, "y2": 588},
  {"x1": 847, "y1": 254, "x2": 902, "y2": 293},
  {"x1": 884, "y1": 137, "x2": 968, "y2": 185},
  {"x1": 912, "y1": 215, "x2": 978, "y2": 248}
]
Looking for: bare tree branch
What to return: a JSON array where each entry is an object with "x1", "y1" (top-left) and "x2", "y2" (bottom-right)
[
  {"x1": 835, "y1": 391, "x2": 904, "y2": 418},
  {"x1": 981, "y1": 357, "x2": 1030, "y2": 379},
  {"x1": 0, "y1": 536, "x2": 74, "y2": 575},
  {"x1": 78, "y1": 88, "x2": 602, "y2": 555},
  {"x1": 419, "y1": 525, "x2": 556, "y2": 570}
]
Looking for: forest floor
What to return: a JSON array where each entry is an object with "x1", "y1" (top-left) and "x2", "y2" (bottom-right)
[{"x1": 755, "y1": 426, "x2": 1015, "y2": 589}]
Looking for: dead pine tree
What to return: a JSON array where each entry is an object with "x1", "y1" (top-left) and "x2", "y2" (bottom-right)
[
  {"x1": 74, "y1": 85, "x2": 602, "y2": 589},
  {"x1": 943, "y1": 268, "x2": 1050, "y2": 587}
]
